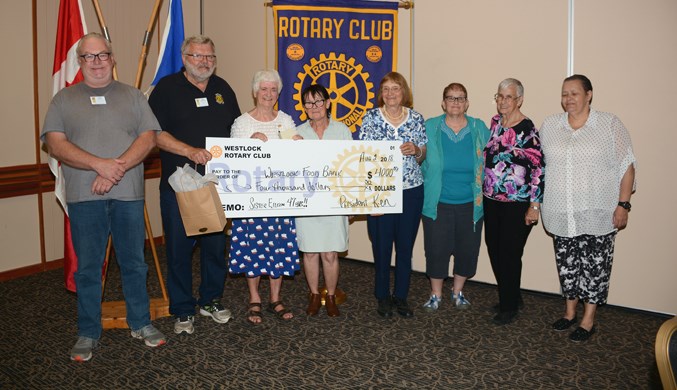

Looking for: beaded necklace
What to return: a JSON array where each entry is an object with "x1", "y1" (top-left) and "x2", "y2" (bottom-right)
[{"x1": 382, "y1": 106, "x2": 405, "y2": 123}]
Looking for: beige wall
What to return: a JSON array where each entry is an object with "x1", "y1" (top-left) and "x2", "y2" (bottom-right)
[{"x1": 2, "y1": 0, "x2": 674, "y2": 314}]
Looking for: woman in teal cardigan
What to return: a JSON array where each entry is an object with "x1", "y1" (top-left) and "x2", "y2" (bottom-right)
[{"x1": 421, "y1": 83, "x2": 490, "y2": 311}]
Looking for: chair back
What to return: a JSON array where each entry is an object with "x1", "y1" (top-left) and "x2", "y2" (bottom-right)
[{"x1": 656, "y1": 316, "x2": 677, "y2": 390}]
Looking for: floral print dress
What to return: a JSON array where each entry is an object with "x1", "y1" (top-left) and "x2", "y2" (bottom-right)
[
  {"x1": 483, "y1": 114, "x2": 544, "y2": 203},
  {"x1": 227, "y1": 111, "x2": 300, "y2": 278}
]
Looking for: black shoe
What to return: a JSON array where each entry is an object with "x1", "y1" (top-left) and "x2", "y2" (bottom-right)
[
  {"x1": 552, "y1": 316, "x2": 578, "y2": 331},
  {"x1": 492, "y1": 310, "x2": 518, "y2": 325},
  {"x1": 569, "y1": 326, "x2": 596, "y2": 342},
  {"x1": 491, "y1": 297, "x2": 525, "y2": 313},
  {"x1": 377, "y1": 298, "x2": 393, "y2": 318},
  {"x1": 392, "y1": 296, "x2": 414, "y2": 318}
]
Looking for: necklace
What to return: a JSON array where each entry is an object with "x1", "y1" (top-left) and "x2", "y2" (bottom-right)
[{"x1": 382, "y1": 106, "x2": 405, "y2": 123}]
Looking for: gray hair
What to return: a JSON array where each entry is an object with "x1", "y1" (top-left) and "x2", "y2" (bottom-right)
[
  {"x1": 76, "y1": 32, "x2": 113, "y2": 56},
  {"x1": 252, "y1": 70, "x2": 283, "y2": 94},
  {"x1": 497, "y1": 78, "x2": 524, "y2": 97},
  {"x1": 181, "y1": 35, "x2": 215, "y2": 54}
]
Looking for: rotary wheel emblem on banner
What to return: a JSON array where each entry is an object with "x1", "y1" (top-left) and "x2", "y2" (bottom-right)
[{"x1": 293, "y1": 53, "x2": 375, "y2": 134}]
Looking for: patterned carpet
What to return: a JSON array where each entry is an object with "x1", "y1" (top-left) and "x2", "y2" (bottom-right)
[{"x1": 0, "y1": 246, "x2": 667, "y2": 389}]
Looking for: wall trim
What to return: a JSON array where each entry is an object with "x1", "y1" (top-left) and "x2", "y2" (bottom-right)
[
  {"x1": 0, "y1": 152, "x2": 161, "y2": 199},
  {"x1": 0, "y1": 236, "x2": 165, "y2": 282}
]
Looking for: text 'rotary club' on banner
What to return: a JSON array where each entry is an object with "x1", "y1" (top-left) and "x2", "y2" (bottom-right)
[{"x1": 278, "y1": 17, "x2": 394, "y2": 41}]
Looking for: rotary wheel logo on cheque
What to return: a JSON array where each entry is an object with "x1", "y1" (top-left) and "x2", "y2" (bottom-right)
[
  {"x1": 329, "y1": 145, "x2": 398, "y2": 212},
  {"x1": 209, "y1": 145, "x2": 223, "y2": 158},
  {"x1": 293, "y1": 53, "x2": 375, "y2": 134}
]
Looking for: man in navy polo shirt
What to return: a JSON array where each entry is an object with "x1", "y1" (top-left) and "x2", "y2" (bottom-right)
[{"x1": 149, "y1": 35, "x2": 241, "y2": 335}]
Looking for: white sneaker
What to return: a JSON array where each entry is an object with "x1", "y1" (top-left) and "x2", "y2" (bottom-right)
[
  {"x1": 174, "y1": 315, "x2": 195, "y2": 334},
  {"x1": 453, "y1": 291, "x2": 471, "y2": 309},
  {"x1": 70, "y1": 336, "x2": 97, "y2": 362},
  {"x1": 199, "y1": 301, "x2": 232, "y2": 324},
  {"x1": 131, "y1": 324, "x2": 167, "y2": 347},
  {"x1": 422, "y1": 295, "x2": 442, "y2": 311}
]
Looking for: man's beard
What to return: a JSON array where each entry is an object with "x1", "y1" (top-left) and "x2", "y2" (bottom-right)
[{"x1": 185, "y1": 62, "x2": 214, "y2": 83}]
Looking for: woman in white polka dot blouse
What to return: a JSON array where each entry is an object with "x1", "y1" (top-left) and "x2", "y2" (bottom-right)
[{"x1": 540, "y1": 74, "x2": 636, "y2": 343}]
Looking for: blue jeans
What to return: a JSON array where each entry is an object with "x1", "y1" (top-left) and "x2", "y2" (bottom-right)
[
  {"x1": 367, "y1": 185, "x2": 423, "y2": 300},
  {"x1": 160, "y1": 190, "x2": 227, "y2": 317},
  {"x1": 68, "y1": 200, "x2": 151, "y2": 340}
]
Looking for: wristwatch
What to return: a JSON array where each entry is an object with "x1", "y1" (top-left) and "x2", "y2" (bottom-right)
[{"x1": 617, "y1": 201, "x2": 631, "y2": 211}]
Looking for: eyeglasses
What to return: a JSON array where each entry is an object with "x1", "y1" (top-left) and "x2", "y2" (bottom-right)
[
  {"x1": 303, "y1": 99, "x2": 326, "y2": 109},
  {"x1": 79, "y1": 52, "x2": 111, "y2": 62},
  {"x1": 382, "y1": 86, "x2": 402, "y2": 94},
  {"x1": 494, "y1": 94, "x2": 521, "y2": 103},
  {"x1": 185, "y1": 53, "x2": 217, "y2": 62},
  {"x1": 444, "y1": 96, "x2": 467, "y2": 103}
]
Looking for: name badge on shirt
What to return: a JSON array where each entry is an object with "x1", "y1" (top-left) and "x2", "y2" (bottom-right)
[
  {"x1": 90, "y1": 96, "x2": 107, "y2": 105},
  {"x1": 195, "y1": 97, "x2": 209, "y2": 107}
]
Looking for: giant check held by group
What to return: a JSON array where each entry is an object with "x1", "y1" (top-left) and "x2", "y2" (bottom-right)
[{"x1": 205, "y1": 138, "x2": 403, "y2": 218}]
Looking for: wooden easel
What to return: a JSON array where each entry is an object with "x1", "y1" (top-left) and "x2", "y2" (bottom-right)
[
  {"x1": 100, "y1": 203, "x2": 169, "y2": 329},
  {"x1": 93, "y1": 0, "x2": 168, "y2": 329}
]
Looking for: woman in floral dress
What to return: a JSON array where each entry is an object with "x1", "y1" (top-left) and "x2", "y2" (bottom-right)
[
  {"x1": 483, "y1": 78, "x2": 544, "y2": 325},
  {"x1": 229, "y1": 70, "x2": 301, "y2": 324}
]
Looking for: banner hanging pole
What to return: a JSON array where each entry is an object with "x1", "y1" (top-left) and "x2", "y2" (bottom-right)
[
  {"x1": 264, "y1": 1, "x2": 269, "y2": 69},
  {"x1": 567, "y1": 0, "x2": 574, "y2": 76},
  {"x1": 200, "y1": 0, "x2": 204, "y2": 35},
  {"x1": 409, "y1": 0, "x2": 414, "y2": 95}
]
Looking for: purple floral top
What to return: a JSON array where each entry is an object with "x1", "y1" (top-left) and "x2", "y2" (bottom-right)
[{"x1": 483, "y1": 114, "x2": 544, "y2": 203}]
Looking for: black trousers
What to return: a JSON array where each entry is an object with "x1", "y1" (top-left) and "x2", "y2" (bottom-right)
[{"x1": 483, "y1": 197, "x2": 533, "y2": 312}]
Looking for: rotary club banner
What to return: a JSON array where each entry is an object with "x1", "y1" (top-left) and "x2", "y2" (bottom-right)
[{"x1": 273, "y1": 0, "x2": 398, "y2": 139}]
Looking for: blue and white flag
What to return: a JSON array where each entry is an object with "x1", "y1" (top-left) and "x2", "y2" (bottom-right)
[{"x1": 151, "y1": 0, "x2": 185, "y2": 86}]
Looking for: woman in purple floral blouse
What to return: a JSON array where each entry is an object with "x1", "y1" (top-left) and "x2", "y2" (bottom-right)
[{"x1": 482, "y1": 78, "x2": 544, "y2": 325}]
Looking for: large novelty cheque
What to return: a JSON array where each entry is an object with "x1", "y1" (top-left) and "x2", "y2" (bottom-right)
[{"x1": 206, "y1": 138, "x2": 402, "y2": 218}]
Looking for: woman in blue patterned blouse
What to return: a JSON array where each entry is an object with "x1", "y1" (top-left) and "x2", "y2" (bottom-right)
[
  {"x1": 359, "y1": 72, "x2": 428, "y2": 318},
  {"x1": 483, "y1": 78, "x2": 544, "y2": 325}
]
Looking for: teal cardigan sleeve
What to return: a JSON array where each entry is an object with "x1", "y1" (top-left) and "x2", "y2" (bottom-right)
[
  {"x1": 422, "y1": 114, "x2": 489, "y2": 226},
  {"x1": 421, "y1": 114, "x2": 445, "y2": 220}
]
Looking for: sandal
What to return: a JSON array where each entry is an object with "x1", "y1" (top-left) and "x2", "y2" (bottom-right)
[
  {"x1": 246, "y1": 302, "x2": 263, "y2": 325},
  {"x1": 267, "y1": 300, "x2": 294, "y2": 321}
]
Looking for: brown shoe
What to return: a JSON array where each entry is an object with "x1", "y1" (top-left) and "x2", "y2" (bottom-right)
[
  {"x1": 306, "y1": 293, "x2": 321, "y2": 316},
  {"x1": 326, "y1": 294, "x2": 340, "y2": 317}
]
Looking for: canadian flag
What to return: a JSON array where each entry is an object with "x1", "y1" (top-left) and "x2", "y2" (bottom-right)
[{"x1": 51, "y1": 0, "x2": 87, "y2": 292}]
